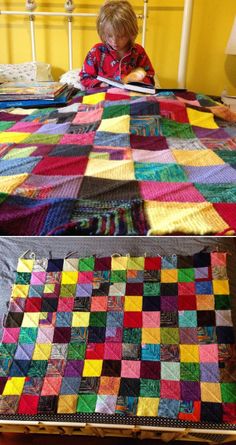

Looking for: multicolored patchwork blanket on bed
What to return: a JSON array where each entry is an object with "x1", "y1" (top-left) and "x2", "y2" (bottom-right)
[
  {"x1": 0, "y1": 88, "x2": 236, "y2": 235},
  {"x1": 0, "y1": 252, "x2": 236, "y2": 425}
]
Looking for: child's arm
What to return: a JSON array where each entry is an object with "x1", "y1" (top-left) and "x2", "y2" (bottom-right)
[{"x1": 80, "y1": 47, "x2": 102, "y2": 89}]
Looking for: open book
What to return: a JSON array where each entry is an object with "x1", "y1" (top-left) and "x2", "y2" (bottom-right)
[{"x1": 97, "y1": 75, "x2": 156, "y2": 95}]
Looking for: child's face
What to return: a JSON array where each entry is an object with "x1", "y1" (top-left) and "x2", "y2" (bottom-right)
[{"x1": 104, "y1": 24, "x2": 130, "y2": 52}]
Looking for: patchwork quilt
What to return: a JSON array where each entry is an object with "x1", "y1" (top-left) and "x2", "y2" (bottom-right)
[
  {"x1": 0, "y1": 252, "x2": 236, "y2": 426},
  {"x1": 0, "y1": 88, "x2": 236, "y2": 235}
]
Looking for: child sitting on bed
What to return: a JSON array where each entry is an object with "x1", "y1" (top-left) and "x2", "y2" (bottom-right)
[{"x1": 79, "y1": 0, "x2": 155, "y2": 89}]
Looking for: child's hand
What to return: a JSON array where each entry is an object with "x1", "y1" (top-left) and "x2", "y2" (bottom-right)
[
  {"x1": 123, "y1": 68, "x2": 146, "y2": 83},
  {"x1": 100, "y1": 82, "x2": 109, "y2": 88}
]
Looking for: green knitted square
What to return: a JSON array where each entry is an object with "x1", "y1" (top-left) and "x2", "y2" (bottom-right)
[
  {"x1": 77, "y1": 394, "x2": 97, "y2": 412},
  {"x1": 140, "y1": 379, "x2": 160, "y2": 397},
  {"x1": 15, "y1": 272, "x2": 32, "y2": 284},
  {"x1": 60, "y1": 284, "x2": 77, "y2": 297},
  {"x1": 144, "y1": 282, "x2": 160, "y2": 296},
  {"x1": 123, "y1": 328, "x2": 141, "y2": 344},
  {"x1": 102, "y1": 104, "x2": 130, "y2": 119},
  {"x1": 160, "y1": 117, "x2": 195, "y2": 138},
  {"x1": 23, "y1": 133, "x2": 61, "y2": 144},
  {"x1": 178, "y1": 268, "x2": 195, "y2": 282},
  {"x1": 79, "y1": 257, "x2": 95, "y2": 271},
  {"x1": 0, "y1": 121, "x2": 16, "y2": 131},
  {"x1": 215, "y1": 295, "x2": 231, "y2": 310},
  {"x1": 110, "y1": 270, "x2": 127, "y2": 282},
  {"x1": 180, "y1": 363, "x2": 200, "y2": 381},
  {"x1": 89, "y1": 312, "x2": 107, "y2": 327},
  {"x1": 195, "y1": 183, "x2": 236, "y2": 203},
  {"x1": 67, "y1": 343, "x2": 86, "y2": 360},
  {"x1": 161, "y1": 328, "x2": 180, "y2": 344},
  {"x1": 28, "y1": 360, "x2": 48, "y2": 377},
  {"x1": 221, "y1": 383, "x2": 236, "y2": 402},
  {"x1": 19, "y1": 327, "x2": 38, "y2": 344}
]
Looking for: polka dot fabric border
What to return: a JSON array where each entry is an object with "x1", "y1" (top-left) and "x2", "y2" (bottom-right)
[{"x1": 0, "y1": 252, "x2": 236, "y2": 424}]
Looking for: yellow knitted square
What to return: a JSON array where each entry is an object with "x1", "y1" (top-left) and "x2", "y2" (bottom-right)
[
  {"x1": 3, "y1": 146, "x2": 37, "y2": 160},
  {"x1": 11, "y1": 284, "x2": 29, "y2": 299},
  {"x1": 82, "y1": 360, "x2": 103, "y2": 377},
  {"x1": 161, "y1": 269, "x2": 178, "y2": 283},
  {"x1": 43, "y1": 284, "x2": 55, "y2": 294},
  {"x1": 85, "y1": 159, "x2": 135, "y2": 180},
  {"x1": 72, "y1": 312, "x2": 90, "y2": 327},
  {"x1": 3, "y1": 377, "x2": 25, "y2": 396},
  {"x1": 142, "y1": 328, "x2": 160, "y2": 344},
  {"x1": 17, "y1": 258, "x2": 34, "y2": 272},
  {"x1": 0, "y1": 132, "x2": 30, "y2": 143},
  {"x1": 137, "y1": 397, "x2": 159, "y2": 416},
  {"x1": 125, "y1": 296, "x2": 143, "y2": 312},
  {"x1": 98, "y1": 115, "x2": 130, "y2": 134},
  {"x1": 213, "y1": 279, "x2": 230, "y2": 295},
  {"x1": 127, "y1": 257, "x2": 144, "y2": 270},
  {"x1": 201, "y1": 382, "x2": 222, "y2": 402},
  {"x1": 187, "y1": 108, "x2": 218, "y2": 129},
  {"x1": 0, "y1": 174, "x2": 28, "y2": 194},
  {"x1": 111, "y1": 256, "x2": 128, "y2": 270},
  {"x1": 145, "y1": 202, "x2": 228, "y2": 235},
  {"x1": 82, "y1": 92, "x2": 105, "y2": 104},
  {"x1": 22, "y1": 312, "x2": 40, "y2": 327},
  {"x1": 61, "y1": 271, "x2": 78, "y2": 284},
  {"x1": 172, "y1": 149, "x2": 225, "y2": 166},
  {"x1": 32, "y1": 343, "x2": 52, "y2": 360},
  {"x1": 180, "y1": 345, "x2": 199, "y2": 362},
  {"x1": 57, "y1": 395, "x2": 78, "y2": 413}
]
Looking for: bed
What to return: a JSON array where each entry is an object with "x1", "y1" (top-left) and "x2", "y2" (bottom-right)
[
  {"x1": 2, "y1": 1, "x2": 236, "y2": 236},
  {"x1": 0, "y1": 236, "x2": 236, "y2": 442}
]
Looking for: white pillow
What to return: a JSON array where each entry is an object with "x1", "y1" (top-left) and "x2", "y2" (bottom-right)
[
  {"x1": 60, "y1": 68, "x2": 81, "y2": 89},
  {"x1": 0, "y1": 62, "x2": 53, "y2": 83}
]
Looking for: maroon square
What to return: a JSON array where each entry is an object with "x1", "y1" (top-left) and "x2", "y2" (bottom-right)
[
  {"x1": 53, "y1": 327, "x2": 71, "y2": 343},
  {"x1": 130, "y1": 134, "x2": 168, "y2": 151},
  {"x1": 125, "y1": 283, "x2": 143, "y2": 296},
  {"x1": 30, "y1": 144, "x2": 56, "y2": 156},
  {"x1": 140, "y1": 361, "x2": 160, "y2": 379},
  {"x1": 95, "y1": 257, "x2": 111, "y2": 271},
  {"x1": 0, "y1": 377, "x2": 7, "y2": 394}
]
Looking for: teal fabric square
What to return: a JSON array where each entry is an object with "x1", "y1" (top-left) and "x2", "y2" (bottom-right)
[
  {"x1": 141, "y1": 344, "x2": 160, "y2": 361},
  {"x1": 134, "y1": 162, "x2": 188, "y2": 182},
  {"x1": 179, "y1": 310, "x2": 197, "y2": 327}
]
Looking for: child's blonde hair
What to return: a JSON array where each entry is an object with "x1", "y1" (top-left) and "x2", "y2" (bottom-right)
[{"x1": 97, "y1": 0, "x2": 139, "y2": 44}]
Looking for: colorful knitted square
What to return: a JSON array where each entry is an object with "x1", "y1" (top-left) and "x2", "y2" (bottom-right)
[
  {"x1": 0, "y1": 90, "x2": 236, "y2": 235},
  {"x1": 0, "y1": 252, "x2": 235, "y2": 426}
]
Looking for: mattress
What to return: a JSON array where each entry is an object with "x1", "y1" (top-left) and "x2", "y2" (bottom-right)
[{"x1": 0, "y1": 89, "x2": 236, "y2": 236}]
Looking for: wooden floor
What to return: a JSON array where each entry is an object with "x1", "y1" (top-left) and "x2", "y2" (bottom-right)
[{"x1": 0, "y1": 434, "x2": 213, "y2": 445}]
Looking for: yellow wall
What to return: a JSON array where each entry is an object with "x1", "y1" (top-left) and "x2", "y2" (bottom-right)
[{"x1": 1, "y1": 0, "x2": 236, "y2": 95}]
